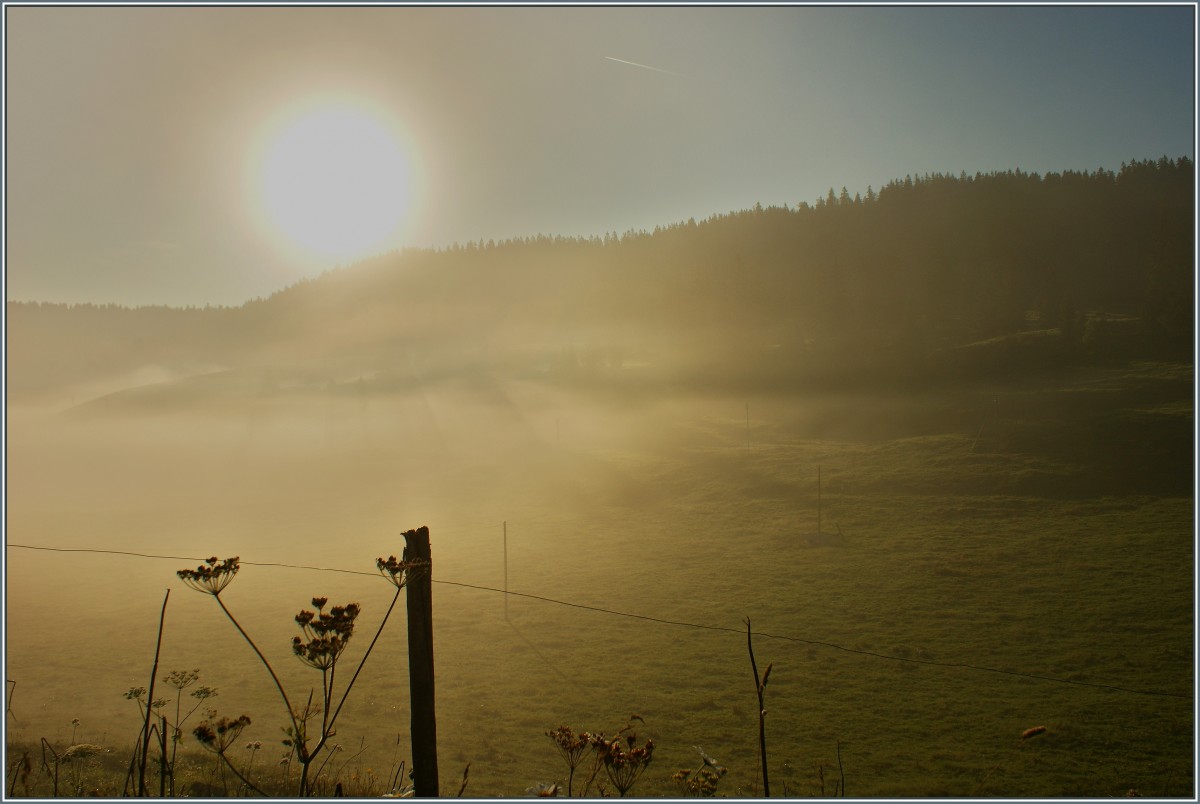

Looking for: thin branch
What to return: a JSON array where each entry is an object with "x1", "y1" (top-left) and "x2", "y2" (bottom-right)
[
  {"x1": 311, "y1": 743, "x2": 342, "y2": 790},
  {"x1": 327, "y1": 585, "x2": 402, "y2": 730},
  {"x1": 40, "y1": 739, "x2": 60, "y2": 798},
  {"x1": 837, "y1": 740, "x2": 845, "y2": 797},
  {"x1": 159, "y1": 715, "x2": 169, "y2": 797},
  {"x1": 746, "y1": 618, "x2": 770, "y2": 798},
  {"x1": 139, "y1": 589, "x2": 170, "y2": 796},
  {"x1": 219, "y1": 751, "x2": 269, "y2": 797},
  {"x1": 305, "y1": 586, "x2": 402, "y2": 793},
  {"x1": 213, "y1": 593, "x2": 298, "y2": 735},
  {"x1": 456, "y1": 762, "x2": 471, "y2": 797}
]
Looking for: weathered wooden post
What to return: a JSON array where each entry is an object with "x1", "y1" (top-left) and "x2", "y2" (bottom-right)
[{"x1": 403, "y1": 526, "x2": 439, "y2": 796}]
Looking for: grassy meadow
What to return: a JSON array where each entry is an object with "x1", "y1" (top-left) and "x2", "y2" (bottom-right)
[{"x1": 4, "y1": 357, "x2": 1193, "y2": 797}]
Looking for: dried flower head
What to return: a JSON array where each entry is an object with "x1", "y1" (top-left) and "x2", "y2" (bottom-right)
[
  {"x1": 376, "y1": 555, "x2": 428, "y2": 589},
  {"x1": 163, "y1": 669, "x2": 201, "y2": 691},
  {"x1": 292, "y1": 599, "x2": 360, "y2": 670},
  {"x1": 61, "y1": 744, "x2": 107, "y2": 762},
  {"x1": 190, "y1": 685, "x2": 218, "y2": 701},
  {"x1": 673, "y1": 767, "x2": 723, "y2": 797},
  {"x1": 547, "y1": 726, "x2": 591, "y2": 771},
  {"x1": 592, "y1": 731, "x2": 655, "y2": 796},
  {"x1": 193, "y1": 714, "x2": 252, "y2": 754},
  {"x1": 177, "y1": 557, "x2": 240, "y2": 596},
  {"x1": 123, "y1": 687, "x2": 146, "y2": 701}
]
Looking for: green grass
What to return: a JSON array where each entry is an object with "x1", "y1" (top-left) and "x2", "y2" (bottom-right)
[{"x1": 5, "y1": 359, "x2": 1193, "y2": 796}]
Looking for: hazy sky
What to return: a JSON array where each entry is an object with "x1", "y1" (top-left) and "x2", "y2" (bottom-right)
[{"x1": 4, "y1": 4, "x2": 1195, "y2": 307}]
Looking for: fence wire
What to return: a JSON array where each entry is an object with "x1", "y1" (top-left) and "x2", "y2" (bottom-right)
[{"x1": 5, "y1": 542, "x2": 1192, "y2": 701}]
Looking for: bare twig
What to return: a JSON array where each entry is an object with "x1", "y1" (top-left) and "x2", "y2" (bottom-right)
[
  {"x1": 212, "y1": 593, "x2": 297, "y2": 732},
  {"x1": 311, "y1": 743, "x2": 343, "y2": 789},
  {"x1": 139, "y1": 589, "x2": 169, "y2": 797},
  {"x1": 218, "y1": 750, "x2": 269, "y2": 797},
  {"x1": 456, "y1": 762, "x2": 471, "y2": 797},
  {"x1": 40, "y1": 738, "x2": 60, "y2": 798},
  {"x1": 746, "y1": 618, "x2": 772, "y2": 798},
  {"x1": 836, "y1": 740, "x2": 845, "y2": 797},
  {"x1": 159, "y1": 715, "x2": 169, "y2": 797},
  {"x1": 7, "y1": 750, "x2": 31, "y2": 797},
  {"x1": 122, "y1": 737, "x2": 138, "y2": 796},
  {"x1": 579, "y1": 750, "x2": 605, "y2": 797},
  {"x1": 326, "y1": 585, "x2": 403, "y2": 731},
  {"x1": 389, "y1": 757, "x2": 408, "y2": 794}
]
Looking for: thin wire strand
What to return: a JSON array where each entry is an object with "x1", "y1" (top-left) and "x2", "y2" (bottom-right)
[{"x1": 6, "y1": 542, "x2": 1191, "y2": 700}]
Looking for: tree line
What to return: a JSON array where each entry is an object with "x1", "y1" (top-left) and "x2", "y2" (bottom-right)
[{"x1": 7, "y1": 156, "x2": 1192, "y2": 398}]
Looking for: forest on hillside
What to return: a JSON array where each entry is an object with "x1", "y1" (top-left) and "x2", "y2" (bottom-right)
[{"x1": 7, "y1": 157, "x2": 1193, "y2": 402}]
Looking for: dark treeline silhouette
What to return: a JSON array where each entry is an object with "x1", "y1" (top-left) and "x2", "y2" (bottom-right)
[{"x1": 7, "y1": 157, "x2": 1193, "y2": 401}]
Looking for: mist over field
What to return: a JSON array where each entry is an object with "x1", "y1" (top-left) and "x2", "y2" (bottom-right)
[{"x1": 5, "y1": 161, "x2": 1195, "y2": 797}]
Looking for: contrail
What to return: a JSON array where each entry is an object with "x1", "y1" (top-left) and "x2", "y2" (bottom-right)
[{"x1": 604, "y1": 55, "x2": 687, "y2": 78}]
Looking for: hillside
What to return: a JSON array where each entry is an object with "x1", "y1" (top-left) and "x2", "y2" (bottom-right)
[
  {"x1": 6, "y1": 157, "x2": 1193, "y2": 407},
  {"x1": 3, "y1": 158, "x2": 1194, "y2": 798}
]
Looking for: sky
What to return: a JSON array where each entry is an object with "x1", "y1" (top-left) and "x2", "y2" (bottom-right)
[{"x1": 4, "y1": 4, "x2": 1196, "y2": 308}]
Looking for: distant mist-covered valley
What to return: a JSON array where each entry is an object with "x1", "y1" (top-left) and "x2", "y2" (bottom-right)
[{"x1": 4, "y1": 158, "x2": 1193, "y2": 797}]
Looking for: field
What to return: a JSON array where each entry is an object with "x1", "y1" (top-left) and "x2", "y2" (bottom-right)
[{"x1": 4, "y1": 358, "x2": 1194, "y2": 797}]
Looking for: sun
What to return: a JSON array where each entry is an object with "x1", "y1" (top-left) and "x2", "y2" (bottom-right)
[{"x1": 251, "y1": 98, "x2": 418, "y2": 263}]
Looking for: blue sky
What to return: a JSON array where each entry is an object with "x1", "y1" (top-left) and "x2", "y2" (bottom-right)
[{"x1": 4, "y1": 4, "x2": 1195, "y2": 307}]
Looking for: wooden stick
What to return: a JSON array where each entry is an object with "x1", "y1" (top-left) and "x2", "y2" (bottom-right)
[
  {"x1": 745, "y1": 618, "x2": 771, "y2": 797},
  {"x1": 139, "y1": 589, "x2": 169, "y2": 797},
  {"x1": 404, "y1": 527, "x2": 439, "y2": 796}
]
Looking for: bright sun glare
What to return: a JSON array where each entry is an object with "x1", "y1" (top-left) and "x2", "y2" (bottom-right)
[{"x1": 253, "y1": 99, "x2": 417, "y2": 263}]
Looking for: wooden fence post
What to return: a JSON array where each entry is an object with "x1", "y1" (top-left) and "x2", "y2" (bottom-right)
[{"x1": 404, "y1": 526, "x2": 439, "y2": 797}]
